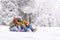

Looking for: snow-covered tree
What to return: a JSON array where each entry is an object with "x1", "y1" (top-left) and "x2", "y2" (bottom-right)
[{"x1": 0, "y1": 0, "x2": 58, "y2": 27}]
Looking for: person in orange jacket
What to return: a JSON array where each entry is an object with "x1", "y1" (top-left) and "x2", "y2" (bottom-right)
[{"x1": 17, "y1": 19, "x2": 36, "y2": 32}]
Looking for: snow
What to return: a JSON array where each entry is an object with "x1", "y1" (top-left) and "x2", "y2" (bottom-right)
[
  {"x1": 0, "y1": 0, "x2": 60, "y2": 40},
  {"x1": 0, "y1": 26, "x2": 60, "y2": 40}
]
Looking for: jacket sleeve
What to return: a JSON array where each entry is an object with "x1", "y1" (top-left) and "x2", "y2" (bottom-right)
[{"x1": 23, "y1": 20, "x2": 29, "y2": 26}]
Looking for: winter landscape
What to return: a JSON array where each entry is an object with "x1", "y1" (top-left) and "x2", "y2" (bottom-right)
[
  {"x1": 0, "y1": 0, "x2": 60, "y2": 27},
  {"x1": 0, "y1": 0, "x2": 60, "y2": 40}
]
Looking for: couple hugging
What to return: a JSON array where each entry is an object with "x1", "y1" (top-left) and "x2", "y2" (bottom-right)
[{"x1": 9, "y1": 17, "x2": 36, "y2": 32}]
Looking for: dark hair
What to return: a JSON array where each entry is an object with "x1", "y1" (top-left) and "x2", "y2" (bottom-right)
[
  {"x1": 17, "y1": 19, "x2": 21, "y2": 22},
  {"x1": 14, "y1": 23, "x2": 17, "y2": 26}
]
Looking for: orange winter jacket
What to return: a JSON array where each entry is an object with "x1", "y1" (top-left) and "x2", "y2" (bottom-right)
[{"x1": 17, "y1": 20, "x2": 29, "y2": 26}]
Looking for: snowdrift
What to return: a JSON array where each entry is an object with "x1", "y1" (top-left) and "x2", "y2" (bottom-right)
[{"x1": 0, "y1": 26, "x2": 60, "y2": 40}]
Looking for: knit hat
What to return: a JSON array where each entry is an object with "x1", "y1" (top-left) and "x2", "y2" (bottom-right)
[{"x1": 13, "y1": 17, "x2": 18, "y2": 22}]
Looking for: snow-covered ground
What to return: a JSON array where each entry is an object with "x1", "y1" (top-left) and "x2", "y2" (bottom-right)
[
  {"x1": 0, "y1": 0, "x2": 60, "y2": 40},
  {"x1": 0, "y1": 26, "x2": 60, "y2": 40}
]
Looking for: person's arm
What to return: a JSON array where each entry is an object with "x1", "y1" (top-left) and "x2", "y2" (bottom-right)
[
  {"x1": 9, "y1": 21, "x2": 14, "y2": 27},
  {"x1": 23, "y1": 20, "x2": 29, "y2": 26}
]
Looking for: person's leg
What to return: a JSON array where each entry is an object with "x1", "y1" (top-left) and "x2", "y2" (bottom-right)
[
  {"x1": 20, "y1": 24, "x2": 27, "y2": 32},
  {"x1": 17, "y1": 26, "x2": 22, "y2": 32},
  {"x1": 26, "y1": 24, "x2": 34, "y2": 32},
  {"x1": 10, "y1": 27, "x2": 14, "y2": 31},
  {"x1": 10, "y1": 26, "x2": 18, "y2": 32}
]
